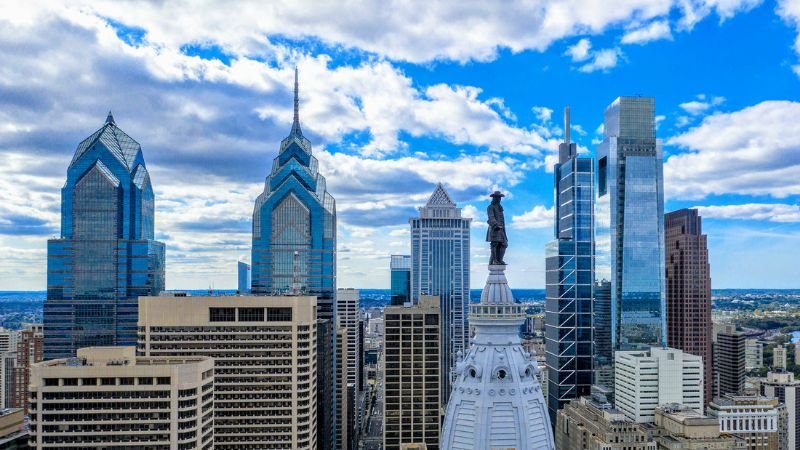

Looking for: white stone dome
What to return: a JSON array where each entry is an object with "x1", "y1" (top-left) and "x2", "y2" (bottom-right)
[{"x1": 440, "y1": 265, "x2": 554, "y2": 450}]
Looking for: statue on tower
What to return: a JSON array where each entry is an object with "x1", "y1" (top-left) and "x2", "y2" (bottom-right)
[{"x1": 486, "y1": 191, "x2": 508, "y2": 265}]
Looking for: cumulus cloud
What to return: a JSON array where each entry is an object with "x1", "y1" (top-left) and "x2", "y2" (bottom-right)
[
  {"x1": 565, "y1": 38, "x2": 592, "y2": 61},
  {"x1": 665, "y1": 100, "x2": 800, "y2": 199},
  {"x1": 695, "y1": 203, "x2": 800, "y2": 222},
  {"x1": 621, "y1": 20, "x2": 673, "y2": 44},
  {"x1": 578, "y1": 47, "x2": 623, "y2": 73},
  {"x1": 678, "y1": 94, "x2": 725, "y2": 115},
  {"x1": 511, "y1": 205, "x2": 554, "y2": 229}
]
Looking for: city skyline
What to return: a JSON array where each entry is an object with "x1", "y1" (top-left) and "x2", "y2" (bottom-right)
[{"x1": 2, "y1": 2, "x2": 800, "y2": 292}]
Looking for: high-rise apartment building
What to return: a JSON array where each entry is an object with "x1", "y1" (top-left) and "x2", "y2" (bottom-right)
[
  {"x1": 665, "y1": 208, "x2": 713, "y2": 405},
  {"x1": 410, "y1": 183, "x2": 470, "y2": 404},
  {"x1": 615, "y1": 347, "x2": 704, "y2": 423},
  {"x1": 555, "y1": 396, "x2": 656, "y2": 450},
  {"x1": 714, "y1": 324, "x2": 745, "y2": 397},
  {"x1": 138, "y1": 294, "x2": 318, "y2": 450},
  {"x1": 390, "y1": 255, "x2": 412, "y2": 306},
  {"x1": 746, "y1": 339, "x2": 764, "y2": 370},
  {"x1": 383, "y1": 296, "x2": 441, "y2": 450},
  {"x1": 250, "y1": 70, "x2": 336, "y2": 450},
  {"x1": 238, "y1": 259, "x2": 251, "y2": 293},
  {"x1": 759, "y1": 371, "x2": 800, "y2": 450},
  {"x1": 773, "y1": 345, "x2": 788, "y2": 370},
  {"x1": 545, "y1": 107, "x2": 595, "y2": 422},
  {"x1": 597, "y1": 96, "x2": 666, "y2": 351},
  {"x1": 337, "y1": 288, "x2": 361, "y2": 447},
  {"x1": 0, "y1": 353, "x2": 14, "y2": 409},
  {"x1": 708, "y1": 395, "x2": 782, "y2": 450},
  {"x1": 12, "y1": 323, "x2": 42, "y2": 412},
  {"x1": 45, "y1": 113, "x2": 165, "y2": 359},
  {"x1": 28, "y1": 346, "x2": 214, "y2": 450}
]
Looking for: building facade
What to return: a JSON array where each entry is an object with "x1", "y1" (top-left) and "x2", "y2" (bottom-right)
[
  {"x1": 746, "y1": 340, "x2": 764, "y2": 371},
  {"x1": 545, "y1": 107, "x2": 595, "y2": 422},
  {"x1": 665, "y1": 208, "x2": 713, "y2": 405},
  {"x1": 390, "y1": 255, "x2": 412, "y2": 306},
  {"x1": 45, "y1": 113, "x2": 165, "y2": 359},
  {"x1": 596, "y1": 96, "x2": 666, "y2": 351},
  {"x1": 759, "y1": 371, "x2": 800, "y2": 449},
  {"x1": 714, "y1": 324, "x2": 746, "y2": 397},
  {"x1": 138, "y1": 294, "x2": 318, "y2": 450},
  {"x1": 615, "y1": 347, "x2": 704, "y2": 423},
  {"x1": 12, "y1": 323, "x2": 43, "y2": 412},
  {"x1": 593, "y1": 280, "x2": 614, "y2": 391},
  {"x1": 337, "y1": 288, "x2": 361, "y2": 447},
  {"x1": 250, "y1": 70, "x2": 336, "y2": 450},
  {"x1": 440, "y1": 264, "x2": 554, "y2": 449},
  {"x1": 773, "y1": 345, "x2": 788, "y2": 371},
  {"x1": 28, "y1": 346, "x2": 213, "y2": 450},
  {"x1": 708, "y1": 395, "x2": 781, "y2": 450},
  {"x1": 556, "y1": 396, "x2": 656, "y2": 450},
  {"x1": 238, "y1": 260, "x2": 251, "y2": 293},
  {"x1": 410, "y1": 183, "x2": 470, "y2": 404},
  {"x1": 653, "y1": 404, "x2": 747, "y2": 450},
  {"x1": 336, "y1": 328, "x2": 350, "y2": 450},
  {"x1": 383, "y1": 296, "x2": 441, "y2": 450}
]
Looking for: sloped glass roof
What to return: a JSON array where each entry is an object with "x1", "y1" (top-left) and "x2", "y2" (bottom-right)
[{"x1": 71, "y1": 120, "x2": 142, "y2": 171}]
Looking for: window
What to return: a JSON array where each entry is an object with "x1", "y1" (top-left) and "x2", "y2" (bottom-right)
[
  {"x1": 210, "y1": 307, "x2": 236, "y2": 322},
  {"x1": 266, "y1": 307, "x2": 293, "y2": 322},
  {"x1": 157, "y1": 377, "x2": 171, "y2": 385},
  {"x1": 238, "y1": 308, "x2": 264, "y2": 322}
]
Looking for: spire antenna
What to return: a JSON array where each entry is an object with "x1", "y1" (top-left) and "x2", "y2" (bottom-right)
[
  {"x1": 291, "y1": 67, "x2": 301, "y2": 135},
  {"x1": 564, "y1": 105, "x2": 570, "y2": 146},
  {"x1": 105, "y1": 111, "x2": 115, "y2": 126}
]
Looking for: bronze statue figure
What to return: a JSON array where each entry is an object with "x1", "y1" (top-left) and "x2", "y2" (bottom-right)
[{"x1": 486, "y1": 191, "x2": 508, "y2": 265}]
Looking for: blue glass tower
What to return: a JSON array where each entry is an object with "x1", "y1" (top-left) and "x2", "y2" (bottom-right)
[
  {"x1": 597, "y1": 96, "x2": 666, "y2": 351},
  {"x1": 389, "y1": 254, "x2": 411, "y2": 306},
  {"x1": 45, "y1": 112, "x2": 165, "y2": 359},
  {"x1": 410, "y1": 184, "x2": 470, "y2": 406},
  {"x1": 544, "y1": 107, "x2": 595, "y2": 422},
  {"x1": 251, "y1": 70, "x2": 337, "y2": 450}
]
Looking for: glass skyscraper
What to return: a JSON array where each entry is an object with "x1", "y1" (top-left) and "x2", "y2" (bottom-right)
[
  {"x1": 45, "y1": 112, "x2": 165, "y2": 359},
  {"x1": 237, "y1": 259, "x2": 251, "y2": 294},
  {"x1": 545, "y1": 107, "x2": 595, "y2": 422},
  {"x1": 410, "y1": 183, "x2": 470, "y2": 405},
  {"x1": 389, "y1": 254, "x2": 411, "y2": 306},
  {"x1": 251, "y1": 70, "x2": 337, "y2": 450},
  {"x1": 597, "y1": 96, "x2": 666, "y2": 351}
]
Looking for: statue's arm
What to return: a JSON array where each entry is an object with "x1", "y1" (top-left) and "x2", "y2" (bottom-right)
[{"x1": 487, "y1": 206, "x2": 499, "y2": 228}]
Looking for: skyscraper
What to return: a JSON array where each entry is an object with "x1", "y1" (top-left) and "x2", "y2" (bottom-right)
[
  {"x1": 593, "y1": 280, "x2": 614, "y2": 390},
  {"x1": 337, "y1": 288, "x2": 361, "y2": 447},
  {"x1": 665, "y1": 208, "x2": 713, "y2": 405},
  {"x1": 45, "y1": 113, "x2": 165, "y2": 359},
  {"x1": 390, "y1": 255, "x2": 412, "y2": 306},
  {"x1": 545, "y1": 107, "x2": 595, "y2": 422},
  {"x1": 238, "y1": 259, "x2": 251, "y2": 293},
  {"x1": 713, "y1": 324, "x2": 746, "y2": 397},
  {"x1": 11, "y1": 324, "x2": 42, "y2": 412},
  {"x1": 410, "y1": 184, "x2": 470, "y2": 404},
  {"x1": 597, "y1": 96, "x2": 666, "y2": 351},
  {"x1": 251, "y1": 69, "x2": 336, "y2": 450},
  {"x1": 759, "y1": 372, "x2": 800, "y2": 450}
]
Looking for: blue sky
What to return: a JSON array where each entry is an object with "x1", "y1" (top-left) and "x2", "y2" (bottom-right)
[{"x1": 0, "y1": 0, "x2": 799, "y2": 290}]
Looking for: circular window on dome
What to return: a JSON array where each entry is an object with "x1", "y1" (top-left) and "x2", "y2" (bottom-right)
[
  {"x1": 497, "y1": 369, "x2": 507, "y2": 380},
  {"x1": 525, "y1": 367, "x2": 531, "y2": 377},
  {"x1": 469, "y1": 368, "x2": 477, "y2": 378}
]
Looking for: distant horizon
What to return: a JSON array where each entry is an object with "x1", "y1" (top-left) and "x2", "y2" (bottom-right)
[{"x1": 3, "y1": 287, "x2": 800, "y2": 293}]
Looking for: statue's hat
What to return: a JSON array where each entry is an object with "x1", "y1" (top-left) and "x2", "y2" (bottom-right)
[{"x1": 489, "y1": 191, "x2": 505, "y2": 198}]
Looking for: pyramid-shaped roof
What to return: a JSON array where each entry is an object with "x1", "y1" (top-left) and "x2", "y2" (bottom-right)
[
  {"x1": 426, "y1": 183, "x2": 456, "y2": 207},
  {"x1": 70, "y1": 113, "x2": 142, "y2": 171}
]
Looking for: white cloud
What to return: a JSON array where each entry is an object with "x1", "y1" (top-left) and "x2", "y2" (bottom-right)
[
  {"x1": 678, "y1": 95, "x2": 725, "y2": 115},
  {"x1": 665, "y1": 100, "x2": 800, "y2": 199},
  {"x1": 565, "y1": 38, "x2": 592, "y2": 61},
  {"x1": 532, "y1": 106, "x2": 554, "y2": 122},
  {"x1": 695, "y1": 203, "x2": 800, "y2": 222},
  {"x1": 621, "y1": 20, "x2": 673, "y2": 44},
  {"x1": 578, "y1": 47, "x2": 623, "y2": 73},
  {"x1": 511, "y1": 205, "x2": 554, "y2": 229}
]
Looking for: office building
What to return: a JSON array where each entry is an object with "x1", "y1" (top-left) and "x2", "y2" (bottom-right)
[
  {"x1": 410, "y1": 183, "x2": 470, "y2": 404},
  {"x1": 28, "y1": 346, "x2": 213, "y2": 450},
  {"x1": 597, "y1": 96, "x2": 666, "y2": 351},
  {"x1": 440, "y1": 264, "x2": 554, "y2": 449},
  {"x1": 773, "y1": 345, "x2": 788, "y2": 370},
  {"x1": 653, "y1": 404, "x2": 747, "y2": 450},
  {"x1": 759, "y1": 371, "x2": 800, "y2": 450},
  {"x1": 337, "y1": 288, "x2": 361, "y2": 446},
  {"x1": 708, "y1": 395, "x2": 782, "y2": 450},
  {"x1": 383, "y1": 296, "x2": 440, "y2": 450},
  {"x1": 390, "y1": 255, "x2": 412, "y2": 306},
  {"x1": 593, "y1": 280, "x2": 614, "y2": 392},
  {"x1": 251, "y1": 69, "x2": 336, "y2": 450},
  {"x1": 336, "y1": 328, "x2": 350, "y2": 450},
  {"x1": 545, "y1": 106, "x2": 595, "y2": 422},
  {"x1": 615, "y1": 347, "x2": 704, "y2": 423},
  {"x1": 139, "y1": 294, "x2": 318, "y2": 449},
  {"x1": 238, "y1": 259, "x2": 251, "y2": 293},
  {"x1": 665, "y1": 209, "x2": 713, "y2": 405},
  {"x1": 555, "y1": 396, "x2": 656, "y2": 450},
  {"x1": 0, "y1": 408, "x2": 29, "y2": 449},
  {"x1": 746, "y1": 339, "x2": 764, "y2": 370},
  {"x1": 45, "y1": 113, "x2": 165, "y2": 359},
  {"x1": 1, "y1": 353, "x2": 15, "y2": 408},
  {"x1": 0, "y1": 329, "x2": 18, "y2": 354},
  {"x1": 714, "y1": 324, "x2": 745, "y2": 397},
  {"x1": 12, "y1": 323, "x2": 42, "y2": 412}
]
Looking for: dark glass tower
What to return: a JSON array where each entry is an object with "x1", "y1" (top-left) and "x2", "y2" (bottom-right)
[
  {"x1": 390, "y1": 255, "x2": 411, "y2": 306},
  {"x1": 45, "y1": 113, "x2": 165, "y2": 359},
  {"x1": 251, "y1": 70, "x2": 337, "y2": 450},
  {"x1": 545, "y1": 107, "x2": 595, "y2": 422},
  {"x1": 597, "y1": 96, "x2": 666, "y2": 351}
]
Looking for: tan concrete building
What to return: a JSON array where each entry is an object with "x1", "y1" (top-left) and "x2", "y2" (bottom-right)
[
  {"x1": 0, "y1": 408, "x2": 29, "y2": 448},
  {"x1": 383, "y1": 296, "x2": 440, "y2": 450},
  {"x1": 773, "y1": 345, "x2": 788, "y2": 371},
  {"x1": 708, "y1": 395, "x2": 782, "y2": 450},
  {"x1": 653, "y1": 404, "x2": 746, "y2": 449},
  {"x1": 28, "y1": 346, "x2": 213, "y2": 450},
  {"x1": 336, "y1": 327, "x2": 349, "y2": 450},
  {"x1": 138, "y1": 294, "x2": 318, "y2": 450},
  {"x1": 555, "y1": 396, "x2": 657, "y2": 450}
]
